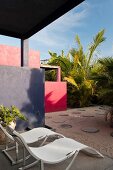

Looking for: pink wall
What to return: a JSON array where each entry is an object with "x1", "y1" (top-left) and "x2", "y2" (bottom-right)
[
  {"x1": 0, "y1": 45, "x2": 40, "y2": 68},
  {"x1": 45, "y1": 82, "x2": 67, "y2": 113}
]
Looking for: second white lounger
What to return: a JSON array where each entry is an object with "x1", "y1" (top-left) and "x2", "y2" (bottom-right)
[{"x1": 12, "y1": 129, "x2": 104, "y2": 170}]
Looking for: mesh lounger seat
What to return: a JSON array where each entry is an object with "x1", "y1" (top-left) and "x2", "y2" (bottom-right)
[
  {"x1": 0, "y1": 124, "x2": 64, "y2": 165},
  {"x1": 10, "y1": 128, "x2": 104, "y2": 170}
]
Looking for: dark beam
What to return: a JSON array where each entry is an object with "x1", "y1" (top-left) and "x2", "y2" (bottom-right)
[{"x1": 21, "y1": 39, "x2": 29, "y2": 67}]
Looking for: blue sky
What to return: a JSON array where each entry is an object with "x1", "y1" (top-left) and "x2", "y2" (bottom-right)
[{"x1": 0, "y1": 0, "x2": 113, "y2": 60}]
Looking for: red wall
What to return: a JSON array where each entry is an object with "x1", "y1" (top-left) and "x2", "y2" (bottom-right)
[
  {"x1": 0, "y1": 45, "x2": 40, "y2": 68},
  {"x1": 45, "y1": 82, "x2": 67, "y2": 113}
]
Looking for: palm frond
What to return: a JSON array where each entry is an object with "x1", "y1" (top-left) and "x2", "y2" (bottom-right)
[
  {"x1": 87, "y1": 29, "x2": 106, "y2": 68},
  {"x1": 64, "y1": 76, "x2": 79, "y2": 89}
]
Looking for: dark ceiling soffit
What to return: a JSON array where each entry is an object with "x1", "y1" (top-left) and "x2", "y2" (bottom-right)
[
  {"x1": 0, "y1": 0, "x2": 84, "y2": 39},
  {"x1": 22, "y1": 0, "x2": 84, "y2": 39},
  {"x1": 0, "y1": 28, "x2": 22, "y2": 39}
]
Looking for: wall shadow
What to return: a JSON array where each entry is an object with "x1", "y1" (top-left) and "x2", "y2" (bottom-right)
[
  {"x1": 17, "y1": 68, "x2": 45, "y2": 130},
  {"x1": 45, "y1": 92, "x2": 67, "y2": 113}
]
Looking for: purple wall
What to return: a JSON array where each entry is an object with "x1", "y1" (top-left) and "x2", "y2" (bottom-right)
[{"x1": 0, "y1": 66, "x2": 45, "y2": 130}]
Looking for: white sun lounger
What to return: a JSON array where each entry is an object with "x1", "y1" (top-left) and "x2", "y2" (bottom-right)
[
  {"x1": 0, "y1": 124, "x2": 64, "y2": 165},
  {"x1": 9, "y1": 128, "x2": 104, "y2": 170}
]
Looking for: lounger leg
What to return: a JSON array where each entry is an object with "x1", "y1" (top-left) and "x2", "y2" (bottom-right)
[
  {"x1": 41, "y1": 160, "x2": 44, "y2": 170},
  {"x1": 90, "y1": 148, "x2": 104, "y2": 158},
  {"x1": 23, "y1": 147, "x2": 26, "y2": 167},
  {"x1": 3, "y1": 149, "x2": 16, "y2": 165},
  {"x1": 66, "y1": 150, "x2": 79, "y2": 170},
  {"x1": 83, "y1": 147, "x2": 104, "y2": 158},
  {"x1": 16, "y1": 142, "x2": 19, "y2": 162},
  {"x1": 18, "y1": 160, "x2": 39, "y2": 170},
  {"x1": 40, "y1": 136, "x2": 48, "y2": 146},
  {"x1": 40, "y1": 134, "x2": 64, "y2": 146},
  {"x1": 5, "y1": 136, "x2": 9, "y2": 150},
  {"x1": 2, "y1": 138, "x2": 17, "y2": 165}
]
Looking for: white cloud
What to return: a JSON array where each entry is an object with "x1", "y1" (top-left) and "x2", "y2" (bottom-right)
[
  {"x1": 48, "y1": 3, "x2": 89, "y2": 32},
  {"x1": 31, "y1": 1, "x2": 90, "y2": 49}
]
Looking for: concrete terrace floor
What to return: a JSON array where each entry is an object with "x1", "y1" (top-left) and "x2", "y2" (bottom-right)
[
  {"x1": 46, "y1": 105, "x2": 113, "y2": 158},
  {"x1": 0, "y1": 105, "x2": 113, "y2": 170},
  {"x1": 0, "y1": 149, "x2": 113, "y2": 170}
]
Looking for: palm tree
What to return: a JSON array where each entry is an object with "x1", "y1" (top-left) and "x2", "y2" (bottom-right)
[
  {"x1": 48, "y1": 29, "x2": 105, "y2": 107},
  {"x1": 48, "y1": 50, "x2": 73, "y2": 80},
  {"x1": 91, "y1": 57, "x2": 113, "y2": 105}
]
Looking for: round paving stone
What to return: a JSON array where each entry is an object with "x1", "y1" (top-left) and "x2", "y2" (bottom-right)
[
  {"x1": 46, "y1": 116, "x2": 52, "y2": 119},
  {"x1": 60, "y1": 124, "x2": 72, "y2": 129},
  {"x1": 96, "y1": 112, "x2": 106, "y2": 115},
  {"x1": 99, "y1": 107, "x2": 105, "y2": 110},
  {"x1": 53, "y1": 120, "x2": 65, "y2": 123},
  {"x1": 79, "y1": 109, "x2": 86, "y2": 111},
  {"x1": 81, "y1": 127, "x2": 99, "y2": 133},
  {"x1": 72, "y1": 112, "x2": 81, "y2": 115},
  {"x1": 82, "y1": 115, "x2": 94, "y2": 117},
  {"x1": 59, "y1": 114, "x2": 69, "y2": 116},
  {"x1": 110, "y1": 132, "x2": 113, "y2": 137}
]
